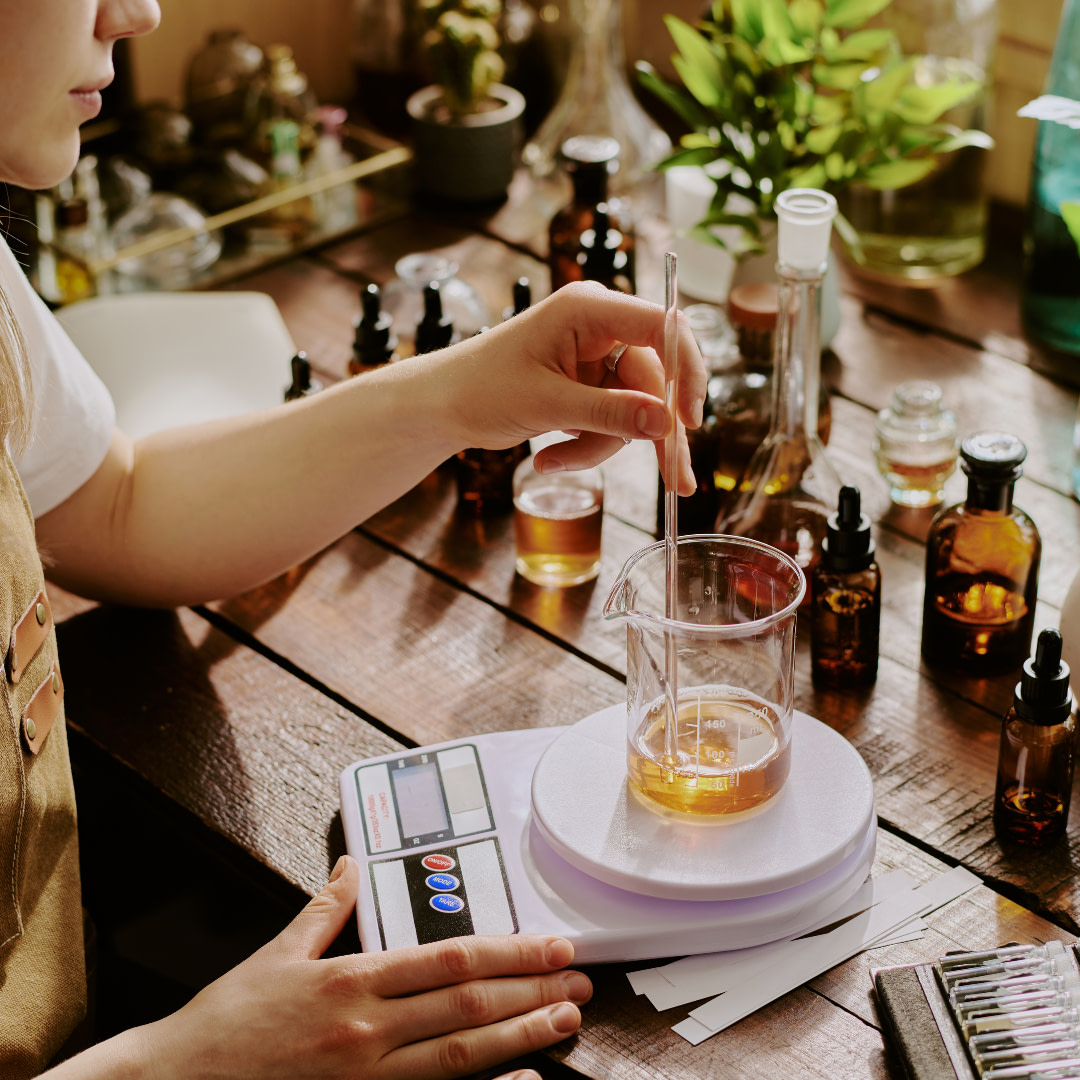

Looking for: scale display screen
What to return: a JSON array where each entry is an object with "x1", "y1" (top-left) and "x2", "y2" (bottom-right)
[{"x1": 391, "y1": 762, "x2": 449, "y2": 838}]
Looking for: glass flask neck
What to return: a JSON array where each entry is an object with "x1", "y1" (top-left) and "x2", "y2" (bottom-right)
[{"x1": 771, "y1": 261, "x2": 825, "y2": 443}]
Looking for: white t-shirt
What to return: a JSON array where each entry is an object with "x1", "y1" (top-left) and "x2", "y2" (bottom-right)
[{"x1": 0, "y1": 235, "x2": 116, "y2": 518}]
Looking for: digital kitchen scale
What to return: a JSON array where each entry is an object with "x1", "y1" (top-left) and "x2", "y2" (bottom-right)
[{"x1": 339, "y1": 704, "x2": 876, "y2": 964}]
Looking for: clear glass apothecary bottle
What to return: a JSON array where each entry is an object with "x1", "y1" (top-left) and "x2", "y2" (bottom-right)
[{"x1": 873, "y1": 380, "x2": 959, "y2": 508}]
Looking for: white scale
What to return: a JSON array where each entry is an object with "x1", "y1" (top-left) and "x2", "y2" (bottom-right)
[{"x1": 340, "y1": 704, "x2": 876, "y2": 964}]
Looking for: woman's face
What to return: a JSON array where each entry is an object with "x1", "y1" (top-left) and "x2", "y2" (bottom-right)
[{"x1": 0, "y1": 0, "x2": 160, "y2": 189}]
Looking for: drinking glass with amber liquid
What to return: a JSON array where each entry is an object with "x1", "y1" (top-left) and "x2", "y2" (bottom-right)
[
  {"x1": 512, "y1": 456, "x2": 603, "y2": 587},
  {"x1": 921, "y1": 432, "x2": 1041, "y2": 674}
]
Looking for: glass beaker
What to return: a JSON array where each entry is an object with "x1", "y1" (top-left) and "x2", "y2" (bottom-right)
[{"x1": 604, "y1": 536, "x2": 805, "y2": 816}]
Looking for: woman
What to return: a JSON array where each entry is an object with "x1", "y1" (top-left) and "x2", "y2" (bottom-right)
[{"x1": 0, "y1": 1, "x2": 705, "y2": 1078}]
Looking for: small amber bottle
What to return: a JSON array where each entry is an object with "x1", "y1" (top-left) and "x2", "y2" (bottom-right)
[
  {"x1": 349, "y1": 283, "x2": 397, "y2": 374},
  {"x1": 811, "y1": 486, "x2": 881, "y2": 687},
  {"x1": 921, "y1": 432, "x2": 1041, "y2": 674},
  {"x1": 994, "y1": 628, "x2": 1076, "y2": 846},
  {"x1": 576, "y1": 205, "x2": 635, "y2": 294},
  {"x1": 549, "y1": 135, "x2": 633, "y2": 291}
]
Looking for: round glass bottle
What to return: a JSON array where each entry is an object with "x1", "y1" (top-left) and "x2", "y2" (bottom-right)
[
  {"x1": 873, "y1": 380, "x2": 959, "y2": 507},
  {"x1": 522, "y1": 0, "x2": 670, "y2": 198},
  {"x1": 921, "y1": 432, "x2": 1041, "y2": 674}
]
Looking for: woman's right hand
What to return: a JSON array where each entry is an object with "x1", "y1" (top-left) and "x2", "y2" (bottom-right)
[{"x1": 48, "y1": 856, "x2": 590, "y2": 1080}]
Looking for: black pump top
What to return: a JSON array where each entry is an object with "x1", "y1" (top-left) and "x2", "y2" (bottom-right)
[
  {"x1": 415, "y1": 282, "x2": 454, "y2": 354},
  {"x1": 821, "y1": 485, "x2": 875, "y2": 572},
  {"x1": 512, "y1": 278, "x2": 531, "y2": 316},
  {"x1": 1014, "y1": 628, "x2": 1074, "y2": 725},
  {"x1": 354, "y1": 283, "x2": 397, "y2": 365}
]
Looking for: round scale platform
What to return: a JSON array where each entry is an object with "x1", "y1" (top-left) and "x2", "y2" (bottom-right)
[{"x1": 530, "y1": 704, "x2": 876, "y2": 905}]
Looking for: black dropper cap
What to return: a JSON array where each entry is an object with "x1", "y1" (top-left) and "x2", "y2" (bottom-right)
[
  {"x1": 512, "y1": 278, "x2": 531, "y2": 315},
  {"x1": 1013, "y1": 628, "x2": 1074, "y2": 725},
  {"x1": 354, "y1": 283, "x2": 397, "y2": 365},
  {"x1": 284, "y1": 351, "x2": 320, "y2": 401},
  {"x1": 578, "y1": 205, "x2": 628, "y2": 282},
  {"x1": 414, "y1": 282, "x2": 454, "y2": 355},
  {"x1": 821, "y1": 485, "x2": 875, "y2": 572}
]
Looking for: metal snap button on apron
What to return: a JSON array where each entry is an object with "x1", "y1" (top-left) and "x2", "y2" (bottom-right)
[
  {"x1": 35, "y1": 603, "x2": 46, "y2": 626},
  {"x1": 51, "y1": 672, "x2": 60, "y2": 694},
  {"x1": 24, "y1": 717, "x2": 36, "y2": 741}
]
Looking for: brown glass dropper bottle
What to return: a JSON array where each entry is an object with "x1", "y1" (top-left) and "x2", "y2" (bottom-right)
[
  {"x1": 415, "y1": 281, "x2": 454, "y2": 355},
  {"x1": 994, "y1": 628, "x2": 1076, "y2": 846},
  {"x1": 350, "y1": 283, "x2": 397, "y2": 374}
]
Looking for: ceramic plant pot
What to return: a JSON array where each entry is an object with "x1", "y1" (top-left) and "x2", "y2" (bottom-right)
[{"x1": 407, "y1": 83, "x2": 525, "y2": 203}]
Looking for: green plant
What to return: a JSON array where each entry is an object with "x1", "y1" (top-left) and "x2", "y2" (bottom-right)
[
  {"x1": 418, "y1": 0, "x2": 505, "y2": 118},
  {"x1": 637, "y1": 0, "x2": 993, "y2": 255}
]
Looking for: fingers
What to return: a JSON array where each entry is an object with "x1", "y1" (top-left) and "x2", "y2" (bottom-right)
[
  {"x1": 382, "y1": 1001, "x2": 583, "y2": 1080},
  {"x1": 270, "y1": 855, "x2": 361, "y2": 962},
  {"x1": 387, "y1": 968, "x2": 592, "y2": 1045},
  {"x1": 368, "y1": 935, "x2": 577, "y2": 999},
  {"x1": 654, "y1": 422, "x2": 696, "y2": 497}
]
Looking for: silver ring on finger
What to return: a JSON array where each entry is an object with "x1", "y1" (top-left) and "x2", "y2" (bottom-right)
[{"x1": 604, "y1": 342, "x2": 628, "y2": 375}]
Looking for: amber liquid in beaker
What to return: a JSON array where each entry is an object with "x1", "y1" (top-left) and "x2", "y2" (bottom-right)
[{"x1": 627, "y1": 689, "x2": 790, "y2": 815}]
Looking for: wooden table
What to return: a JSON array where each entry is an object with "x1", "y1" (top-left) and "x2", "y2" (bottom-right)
[{"x1": 55, "y1": 174, "x2": 1080, "y2": 1079}]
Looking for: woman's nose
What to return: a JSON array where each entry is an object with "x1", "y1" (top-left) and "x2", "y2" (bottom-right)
[{"x1": 96, "y1": 0, "x2": 161, "y2": 43}]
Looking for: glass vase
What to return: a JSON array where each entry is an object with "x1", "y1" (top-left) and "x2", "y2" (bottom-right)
[
  {"x1": 1020, "y1": 0, "x2": 1080, "y2": 356},
  {"x1": 522, "y1": 0, "x2": 670, "y2": 199},
  {"x1": 836, "y1": 0, "x2": 998, "y2": 283}
]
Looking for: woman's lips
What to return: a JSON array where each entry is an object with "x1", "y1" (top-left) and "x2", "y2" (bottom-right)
[{"x1": 69, "y1": 88, "x2": 103, "y2": 117}]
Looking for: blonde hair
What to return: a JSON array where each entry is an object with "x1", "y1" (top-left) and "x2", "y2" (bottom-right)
[{"x1": 0, "y1": 283, "x2": 30, "y2": 455}]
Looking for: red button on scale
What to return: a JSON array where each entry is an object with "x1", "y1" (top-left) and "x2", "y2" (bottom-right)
[{"x1": 422, "y1": 854, "x2": 456, "y2": 872}]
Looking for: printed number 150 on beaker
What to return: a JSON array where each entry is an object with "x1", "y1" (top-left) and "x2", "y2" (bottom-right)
[{"x1": 604, "y1": 536, "x2": 805, "y2": 815}]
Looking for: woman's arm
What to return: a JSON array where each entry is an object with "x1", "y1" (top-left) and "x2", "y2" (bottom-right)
[{"x1": 35, "y1": 284, "x2": 704, "y2": 607}]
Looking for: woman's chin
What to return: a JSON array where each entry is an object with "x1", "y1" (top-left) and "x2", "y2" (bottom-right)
[{"x1": 0, "y1": 135, "x2": 82, "y2": 190}]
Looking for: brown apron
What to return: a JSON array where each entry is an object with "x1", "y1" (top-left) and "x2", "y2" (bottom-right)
[{"x1": 0, "y1": 445, "x2": 85, "y2": 1077}]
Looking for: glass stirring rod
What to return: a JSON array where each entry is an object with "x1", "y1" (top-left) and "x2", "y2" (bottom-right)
[{"x1": 662, "y1": 251, "x2": 680, "y2": 780}]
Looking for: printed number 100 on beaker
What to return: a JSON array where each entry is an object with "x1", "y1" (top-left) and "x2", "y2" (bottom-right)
[{"x1": 603, "y1": 537, "x2": 806, "y2": 815}]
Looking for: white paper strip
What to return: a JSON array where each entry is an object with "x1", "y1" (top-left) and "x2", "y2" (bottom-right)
[
  {"x1": 636, "y1": 870, "x2": 916, "y2": 1011},
  {"x1": 674, "y1": 866, "x2": 981, "y2": 1044}
]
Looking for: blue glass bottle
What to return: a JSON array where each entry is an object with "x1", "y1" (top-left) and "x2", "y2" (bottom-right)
[{"x1": 1021, "y1": 0, "x2": 1080, "y2": 355}]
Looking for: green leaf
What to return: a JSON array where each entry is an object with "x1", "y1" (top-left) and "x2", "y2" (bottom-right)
[
  {"x1": 931, "y1": 127, "x2": 994, "y2": 153},
  {"x1": 893, "y1": 77, "x2": 981, "y2": 125},
  {"x1": 731, "y1": 0, "x2": 766, "y2": 43},
  {"x1": 824, "y1": 0, "x2": 894, "y2": 29},
  {"x1": 665, "y1": 16, "x2": 726, "y2": 109},
  {"x1": 655, "y1": 145, "x2": 720, "y2": 170},
  {"x1": 862, "y1": 57, "x2": 914, "y2": 110},
  {"x1": 788, "y1": 0, "x2": 824, "y2": 38},
  {"x1": 767, "y1": 35, "x2": 814, "y2": 64},
  {"x1": 862, "y1": 158, "x2": 937, "y2": 188},
  {"x1": 825, "y1": 151, "x2": 846, "y2": 180},
  {"x1": 760, "y1": 0, "x2": 798, "y2": 43},
  {"x1": 811, "y1": 93, "x2": 848, "y2": 123},
  {"x1": 681, "y1": 131, "x2": 718, "y2": 149},
  {"x1": 813, "y1": 61, "x2": 867, "y2": 90},
  {"x1": 700, "y1": 209, "x2": 764, "y2": 236},
  {"x1": 805, "y1": 122, "x2": 843, "y2": 153},
  {"x1": 635, "y1": 61, "x2": 716, "y2": 131},
  {"x1": 826, "y1": 28, "x2": 895, "y2": 61},
  {"x1": 1060, "y1": 201, "x2": 1080, "y2": 256},
  {"x1": 788, "y1": 161, "x2": 828, "y2": 187}
]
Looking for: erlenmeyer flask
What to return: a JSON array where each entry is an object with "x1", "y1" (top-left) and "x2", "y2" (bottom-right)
[
  {"x1": 522, "y1": 0, "x2": 670, "y2": 198},
  {"x1": 717, "y1": 191, "x2": 843, "y2": 581}
]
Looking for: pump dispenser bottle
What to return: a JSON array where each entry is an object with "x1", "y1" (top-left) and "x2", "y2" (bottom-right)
[
  {"x1": 350, "y1": 283, "x2": 397, "y2": 374},
  {"x1": 811, "y1": 486, "x2": 881, "y2": 687},
  {"x1": 717, "y1": 189, "x2": 843, "y2": 579},
  {"x1": 503, "y1": 278, "x2": 531, "y2": 322},
  {"x1": 994, "y1": 628, "x2": 1076, "y2": 846},
  {"x1": 921, "y1": 432, "x2": 1041, "y2": 674},
  {"x1": 415, "y1": 282, "x2": 454, "y2": 355}
]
